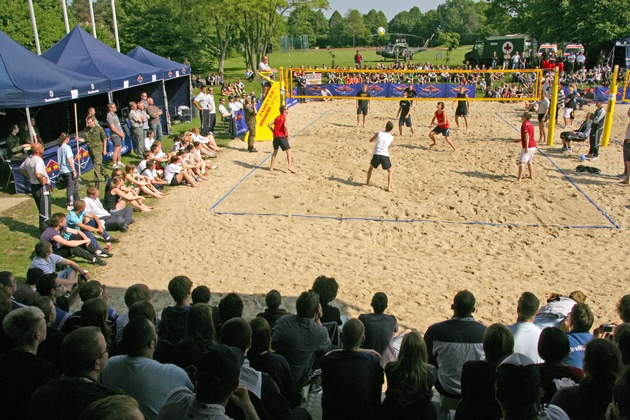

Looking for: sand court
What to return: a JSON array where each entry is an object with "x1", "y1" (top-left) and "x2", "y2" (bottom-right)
[{"x1": 99, "y1": 98, "x2": 630, "y2": 334}]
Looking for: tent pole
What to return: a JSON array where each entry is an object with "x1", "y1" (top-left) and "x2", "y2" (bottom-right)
[
  {"x1": 61, "y1": 0, "x2": 70, "y2": 33},
  {"x1": 89, "y1": 0, "x2": 97, "y2": 38},
  {"x1": 110, "y1": 0, "x2": 120, "y2": 52},
  {"x1": 25, "y1": 107, "x2": 35, "y2": 143},
  {"x1": 161, "y1": 81, "x2": 171, "y2": 134},
  {"x1": 27, "y1": 0, "x2": 41, "y2": 55}
]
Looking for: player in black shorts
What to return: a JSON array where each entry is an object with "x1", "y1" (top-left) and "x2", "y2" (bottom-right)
[
  {"x1": 397, "y1": 91, "x2": 414, "y2": 136},
  {"x1": 356, "y1": 84, "x2": 370, "y2": 127},
  {"x1": 452, "y1": 86, "x2": 469, "y2": 131}
]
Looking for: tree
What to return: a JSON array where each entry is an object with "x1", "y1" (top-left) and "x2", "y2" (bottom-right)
[
  {"x1": 343, "y1": 9, "x2": 369, "y2": 47},
  {"x1": 328, "y1": 10, "x2": 344, "y2": 47},
  {"x1": 287, "y1": 6, "x2": 329, "y2": 45},
  {"x1": 438, "y1": 32, "x2": 460, "y2": 65},
  {"x1": 363, "y1": 9, "x2": 388, "y2": 43},
  {"x1": 436, "y1": 0, "x2": 485, "y2": 44}
]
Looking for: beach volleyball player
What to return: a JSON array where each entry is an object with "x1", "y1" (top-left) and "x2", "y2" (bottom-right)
[
  {"x1": 269, "y1": 106, "x2": 296, "y2": 174},
  {"x1": 429, "y1": 102, "x2": 456, "y2": 151},
  {"x1": 366, "y1": 121, "x2": 395, "y2": 192}
]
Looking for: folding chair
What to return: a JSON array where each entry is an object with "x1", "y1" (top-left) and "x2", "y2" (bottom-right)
[{"x1": 0, "y1": 148, "x2": 15, "y2": 192}]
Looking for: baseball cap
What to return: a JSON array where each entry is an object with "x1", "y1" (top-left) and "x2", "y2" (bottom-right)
[
  {"x1": 496, "y1": 353, "x2": 541, "y2": 404},
  {"x1": 196, "y1": 344, "x2": 243, "y2": 390}
]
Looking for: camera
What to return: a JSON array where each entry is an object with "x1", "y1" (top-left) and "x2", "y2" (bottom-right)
[{"x1": 600, "y1": 323, "x2": 615, "y2": 333}]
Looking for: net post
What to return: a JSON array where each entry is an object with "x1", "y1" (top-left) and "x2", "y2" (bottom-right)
[
  {"x1": 601, "y1": 65, "x2": 619, "y2": 147},
  {"x1": 547, "y1": 67, "x2": 560, "y2": 146}
]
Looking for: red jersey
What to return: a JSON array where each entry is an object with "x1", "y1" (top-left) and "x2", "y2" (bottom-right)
[
  {"x1": 273, "y1": 113, "x2": 288, "y2": 138},
  {"x1": 521, "y1": 120, "x2": 536, "y2": 148},
  {"x1": 435, "y1": 110, "x2": 449, "y2": 129}
]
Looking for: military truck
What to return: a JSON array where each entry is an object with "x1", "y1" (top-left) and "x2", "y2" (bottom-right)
[{"x1": 464, "y1": 34, "x2": 538, "y2": 68}]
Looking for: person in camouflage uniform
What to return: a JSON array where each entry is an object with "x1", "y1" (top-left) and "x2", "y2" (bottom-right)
[{"x1": 84, "y1": 115, "x2": 108, "y2": 184}]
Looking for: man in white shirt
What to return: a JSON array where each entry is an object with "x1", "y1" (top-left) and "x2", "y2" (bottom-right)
[
  {"x1": 366, "y1": 121, "x2": 395, "y2": 192},
  {"x1": 193, "y1": 86, "x2": 211, "y2": 136},
  {"x1": 258, "y1": 55, "x2": 276, "y2": 98},
  {"x1": 19, "y1": 143, "x2": 51, "y2": 232},
  {"x1": 83, "y1": 186, "x2": 133, "y2": 232},
  {"x1": 509, "y1": 292, "x2": 543, "y2": 363},
  {"x1": 207, "y1": 87, "x2": 217, "y2": 135}
]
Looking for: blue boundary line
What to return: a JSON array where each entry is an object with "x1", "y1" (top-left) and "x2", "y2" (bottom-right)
[
  {"x1": 206, "y1": 108, "x2": 619, "y2": 230},
  {"x1": 495, "y1": 112, "x2": 621, "y2": 230},
  {"x1": 209, "y1": 111, "x2": 330, "y2": 211}
]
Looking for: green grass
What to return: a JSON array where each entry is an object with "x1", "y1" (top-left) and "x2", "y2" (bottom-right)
[{"x1": 0, "y1": 44, "x2": 474, "y2": 280}]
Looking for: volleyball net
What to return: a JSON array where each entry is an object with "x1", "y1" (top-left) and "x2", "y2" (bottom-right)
[{"x1": 283, "y1": 67, "x2": 544, "y2": 102}]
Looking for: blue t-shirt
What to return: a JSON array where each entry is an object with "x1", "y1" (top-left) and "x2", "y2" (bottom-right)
[
  {"x1": 564, "y1": 331, "x2": 593, "y2": 369},
  {"x1": 57, "y1": 143, "x2": 74, "y2": 174},
  {"x1": 64, "y1": 210, "x2": 88, "y2": 239}
]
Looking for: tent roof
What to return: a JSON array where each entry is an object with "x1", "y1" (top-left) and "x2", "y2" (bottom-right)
[
  {"x1": 42, "y1": 26, "x2": 163, "y2": 91},
  {"x1": 616, "y1": 37, "x2": 630, "y2": 46},
  {"x1": 0, "y1": 29, "x2": 109, "y2": 108},
  {"x1": 127, "y1": 46, "x2": 190, "y2": 79}
]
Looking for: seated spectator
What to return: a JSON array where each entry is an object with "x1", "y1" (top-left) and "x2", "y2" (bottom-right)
[
  {"x1": 28, "y1": 327, "x2": 115, "y2": 420},
  {"x1": 551, "y1": 339, "x2": 623, "y2": 420},
  {"x1": 496, "y1": 353, "x2": 569, "y2": 420},
  {"x1": 63, "y1": 280, "x2": 115, "y2": 334},
  {"x1": 66, "y1": 200, "x2": 118, "y2": 250},
  {"x1": 99, "y1": 316, "x2": 193, "y2": 420},
  {"x1": 359, "y1": 292, "x2": 404, "y2": 368},
  {"x1": 215, "y1": 292, "x2": 244, "y2": 331},
  {"x1": 509, "y1": 292, "x2": 543, "y2": 363},
  {"x1": 321, "y1": 87, "x2": 332, "y2": 101},
  {"x1": 0, "y1": 270, "x2": 24, "y2": 310},
  {"x1": 159, "y1": 275, "x2": 193, "y2": 345},
  {"x1": 79, "y1": 395, "x2": 144, "y2": 420},
  {"x1": 256, "y1": 289, "x2": 288, "y2": 328},
  {"x1": 617, "y1": 295, "x2": 630, "y2": 323},
  {"x1": 537, "y1": 327, "x2": 584, "y2": 403},
  {"x1": 36, "y1": 272, "x2": 84, "y2": 331},
  {"x1": 613, "y1": 323, "x2": 630, "y2": 366},
  {"x1": 191, "y1": 127, "x2": 221, "y2": 152},
  {"x1": 14, "y1": 267, "x2": 43, "y2": 306},
  {"x1": 81, "y1": 298, "x2": 116, "y2": 355},
  {"x1": 609, "y1": 365, "x2": 630, "y2": 419},
  {"x1": 84, "y1": 186, "x2": 133, "y2": 232},
  {"x1": 127, "y1": 301, "x2": 173, "y2": 364},
  {"x1": 219, "y1": 317, "x2": 308, "y2": 420},
  {"x1": 40, "y1": 213, "x2": 106, "y2": 266},
  {"x1": 424, "y1": 290, "x2": 486, "y2": 415},
  {"x1": 106, "y1": 175, "x2": 154, "y2": 213},
  {"x1": 0, "y1": 288, "x2": 11, "y2": 352},
  {"x1": 137, "y1": 150, "x2": 153, "y2": 174},
  {"x1": 380, "y1": 330, "x2": 437, "y2": 420},
  {"x1": 534, "y1": 292, "x2": 583, "y2": 329},
  {"x1": 163, "y1": 155, "x2": 201, "y2": 188},
  {"x1": 29, "y1": 241, "x2": 86, "y2": 286},
  {"x1": 0, "y1": 307, "x2": 58, "y2": 419},
  {"x1": 32, "y1": 296, "x2": 66, "y2": 372},
  {"x1": 320, "y1": 318, "x2": 383, "y2": 420},
  {"x1": 191, "y1": 285, "x2": 211, "y2": 305},
  {"x1": 172, "y1": 303, "x2": 217, "y2": 376},
  {"x1": 272, "y1": 290, "x2": 332, "y2": 393},
  {"x1": 123, "y1": 164, "x2": 164, "y2": 199},
  {"x1": 115, "y1": 284, "x2": 152, "y2": 346},
  {"x1": 456, "y1": 323, "x2": 514, "y2": 420},
  {"x1": 248, "y1": 317, "x2": 299, "y2": 407},
  {"x1": 141, "y1": 160, "x2": 168, "y2": 190},
  {"x1": 158, "y1": 345, "x2": 259, "y2": 420},
  {"x1": 312, "y1": 275, "x2": 342, "y2": 325},
  {"x1": 564, "y1": 303, "x2": 594, "y2": 369}
]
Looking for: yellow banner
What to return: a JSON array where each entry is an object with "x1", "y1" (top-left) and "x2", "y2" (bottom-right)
[{"x1": 254, "y1": 82, "x2": 282, "y2": 141}]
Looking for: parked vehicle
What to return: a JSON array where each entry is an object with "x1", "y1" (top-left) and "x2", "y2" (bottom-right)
[{"x1": 464, "y1": 34, "x2": 538, "y2": 68}]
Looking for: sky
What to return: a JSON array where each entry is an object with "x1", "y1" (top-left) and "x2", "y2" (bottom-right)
[{"x1": 323, "y1": 0, "x2": 446, "y2": 21}]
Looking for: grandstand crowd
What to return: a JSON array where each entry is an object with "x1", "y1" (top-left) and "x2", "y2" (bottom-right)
[{"x1": 0, "y1": 267, "x2": 628, "y2": 420}]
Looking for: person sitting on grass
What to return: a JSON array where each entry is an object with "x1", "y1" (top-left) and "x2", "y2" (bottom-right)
[
  {"x1": 40, "y1": 213, "x2": 107, "y2": 266},
  {"x1": 29, "y1": 240, "x2": 87, "y2": 286},
  {"x1": 123, "y1": 164, "x2": 164, "y2": 199},
  {"x1": 183, "y1": 145, "x2": 208, "y2": 179},
  {"x1": 66, "y1": 199, "x2": 119, "y2": 248},
  {"x1": 256, "y1": 289, "x2": 288, "y2": 328},
  {"x1": 105, "y1": 176, "x2": 154, "y2": 213},
  {"x1": 191, "y1": 127, "x2": 221, "y2": 153},
  {"x1": 83, "y1": 186, "x2": 133, "y2": 233},
  {"x1": 163, "y1": 155, "x2": 201, "y2": 188},
  {"x1": 150, "y1": 141, "x2": 172, "y2": 167},
  {"x1": 159, "y1": 275, "x2": 193, "y2": 345},
  {"x1": 140, "y1": 160, "x2": 168, "y2": 191}
]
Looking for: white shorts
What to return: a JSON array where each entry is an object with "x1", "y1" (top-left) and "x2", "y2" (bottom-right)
[
  {"x1": 563, "y1": 108, "x2": 573, "y2": 118},
  {"x1": 520, "y1": 147, "x2": 536, "y2": 164}
]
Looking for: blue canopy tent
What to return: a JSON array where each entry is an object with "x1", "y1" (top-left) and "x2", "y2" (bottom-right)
[
  {"x1": 42, "y1": 25, "x2": 166, "y2": 123},
  {"x1": 127, "y1": 46, "x2": 192, "y2": 132}
]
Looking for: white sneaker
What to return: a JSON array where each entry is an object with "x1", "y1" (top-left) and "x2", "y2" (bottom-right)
[{"x1": 590, "y1": 156, "x2": 598, "y2": 161}]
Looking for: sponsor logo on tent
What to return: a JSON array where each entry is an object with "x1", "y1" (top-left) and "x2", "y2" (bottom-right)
[
  {"x1": 334, "y1": 85, "x2": 355, "y2": 95},
  {"x1": 168, "y1": 71, "x2": 173, "y2": 78},
  {"x1": 307, "y1": 86, "x2": 323, "y2": 94},
  {"x1": 137, "y1": 75, "x2": 143, "y2": 83},
  {"x1": 450, "y1": 86, "x2": 471, "y2": 95},
  {"x1": 421, "y1": 85, "x2": 441, "y2": 96},
  {"x1": 45, "y1": 159, "x2": 59, "y2": 175},
  {"x1": 182, "y1": 68, "x2": 187, "y2": 74},
  {"x1": 368, "y1": 85, "x2": 384, "y2": 93},
  {"x1": 49, "y1": 90, "x2": 54, "y2": 97}
]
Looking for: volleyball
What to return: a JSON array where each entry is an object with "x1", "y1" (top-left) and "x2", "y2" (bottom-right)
[
  {"x1": 579, "y1": 154, "x2": 586, "y2": 161},
  {"x1": 377, "y1": 27, "x2": 386, "y2": 36}
]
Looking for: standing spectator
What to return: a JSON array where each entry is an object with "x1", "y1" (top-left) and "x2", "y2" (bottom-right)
[
  {"x1": 106, "y1": 103, "x2": 124, "y2": 169},
  {"x1": 509, "y1": 292, "x2": 543, "y2": 363},
  {"x1": 567, "y1": 51, "x2": 576, "y2": 74},
  {"x1": 193, "y1": 86, "x2": 211, "y2": 136},
  {"x1": 576, "y1": 51, "x2": 586, "y2": 71},
  {"x1": 320, "y1": 318, "x2": 383, "y2": 420},
  {"x1": 137, "y1": 101, "x2": 150, "y2": 142},
  {"x1": 359, "y1": 292, "x2": 402, "y2": 368},
  {"x1": 512, "y1": 51, "x2": 521, "y2": 69},
  {"x1": 99, "y1": 316, "x2": 193, "y2": 420},
  {"x1": 207, "y1": 87, "x2": 217, "y2": 134},
  {"x1": 83, "y1": 116, "x2": 108, "y2": 187},
  {"x1": 128, "y1": 102, "x2": 144, "y2": 156},
  {"x1": 258, "y1": 55, "x2": 277, "y2": 98},
  {"x1": 587, "y1": 98, "x2": 606, "y2": 161},
  {"x1": 563, "y1": 303, "x2": 594, "y2": 369},
  {"x1": 56, "y1": 132, "x2": 80, "y2": 211},
  {"x1": 0, "y1": 307, "x2": 58, "y2": 419},
  {"x1": 244, "y1": 96, "x2": 258, "y2": 153},
  {"x1": 272, "y1": 290, "x2": 332, "y2": 393},
  {"x1": 354, "y1": 50, "x2": 363, "y2": 68},
  {"x1": 424, "y1": 290, "x2": 486, "y2": 416},
  {"x1": 138, "y1": 92, "x2": 149, "y2": 110},
  {"x1": 19, "y1": 143, "x2": 51, "y2": 232},
  {"x1": 146, "y1": 98, "x2": 163, "y2": 142}
]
